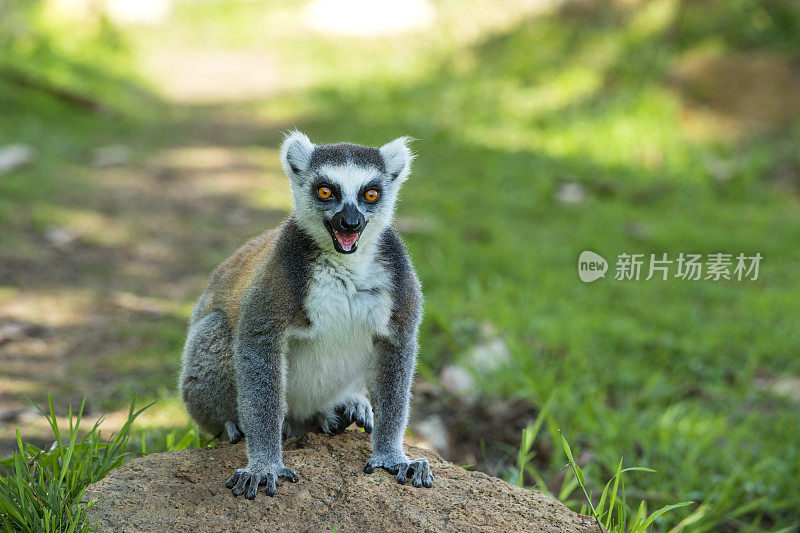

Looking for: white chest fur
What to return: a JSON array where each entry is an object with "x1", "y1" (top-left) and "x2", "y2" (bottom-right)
[{"x1": 283, "y1": 254, "x2": 393, "y2": 420}]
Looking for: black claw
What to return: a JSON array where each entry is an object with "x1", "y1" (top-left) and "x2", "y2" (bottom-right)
[
  {"x1": 423, "y1": 479, "x2": 433, "y2": 488},
  {"x1": 325, "y1": 415, "x2": 348, "y2": 435},
  {"x1": 265, "y1": 474, "x2": 277, "y2": 497},
  {"x1": 245, "y1": 478, "x2": 259, "y2": 499},
  {"x1": 225, "y1": 472, "x2": 240, "y2": 489},
  {"x1": 231, "y1": 472, "x2": 250, "y2": 496},
  {"x1": 364, "y1": 463, "x2": 374, "y2": 474},
  {"x1": 364, "y1": 423, "x2": 372, "y2": 434}
]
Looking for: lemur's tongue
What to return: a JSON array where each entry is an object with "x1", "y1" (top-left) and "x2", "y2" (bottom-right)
[{"x1": 334, "y1": 231, "x2": 359, "y2": 251}]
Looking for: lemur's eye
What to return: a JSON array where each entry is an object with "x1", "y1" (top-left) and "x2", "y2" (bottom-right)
[
  {"x1": 317, "y1": 186, "x2": 332, "y2": 200},
  {"x1": 364, "y1": 189, "x2": 379, "y2": 202}
]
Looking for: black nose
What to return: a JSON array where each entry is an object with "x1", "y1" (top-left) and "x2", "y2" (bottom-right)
[
  {"x1": 341, "y1": 214, "x2": 360, "y2": 231},
  {"x1": 332, "y1": 203, "x2": 365, "y2": 233}
]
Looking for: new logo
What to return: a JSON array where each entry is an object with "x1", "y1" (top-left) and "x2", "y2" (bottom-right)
[{"x1": 578, "y1": 251, "x2": 608, "y2": 282}]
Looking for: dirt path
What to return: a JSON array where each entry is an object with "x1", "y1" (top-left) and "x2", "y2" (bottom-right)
[{"x1": 0, "y1": 40, "x2": 294, "y2": 454}]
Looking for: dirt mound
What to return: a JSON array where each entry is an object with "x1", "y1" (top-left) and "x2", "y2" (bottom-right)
[{"x1": 85, "y1": 430, "x2": 595, "y2": 532}]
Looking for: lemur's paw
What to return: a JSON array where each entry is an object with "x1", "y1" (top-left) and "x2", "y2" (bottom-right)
[
  {"x1": 338, "y1": 395, "x2": 374, "y2": 433},
  {"x1": 364, "y1": 454, "x2": 434, "y2": 488},
  {"x1": 224, "y1": 421, "x2": 243, "y2": 444},
  {"x1": 225, "y1": 463, "x2": 299, "y2": 499},
  {"x1": 317, "y1": 410, "x2": 347, "y2": 435},
  {"x1": 318, "y1": 395, "x2": 374, "y2": 435}
]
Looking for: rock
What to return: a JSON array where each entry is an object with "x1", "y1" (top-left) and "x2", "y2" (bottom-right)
[
  {"x1": 92, "y1": 144, "x2": 132, "y2": 167},
  {"x1": 468, "y1": 336, "x2": 511, "y2": 373},
  {"x1": 439, "y1": 364, "x2": 475, "y2": 397},
  {"x1": 0, "y1": 318, "x2": 47, "y2": 345},
  {"x1": 556, "y1": 181, "x2": 586, "y2": 204},
  {"x1": 44, "y1": 226, "x2": 78, "y2": 249},
  {"x1": 412, "y1": 414, "x2": 450, "y2": 455},
  {"x1": 0, "y1": 144, "x2": 34, "y2": 174},
  {"x1": 85, "y1": 430, "x2": 594, "y2": 532}
]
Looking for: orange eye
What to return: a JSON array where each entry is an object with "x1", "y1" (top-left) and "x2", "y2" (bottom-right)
[
  {"x1": 317, "y1": 186, "x2": 332, "y2": 199},
  {"x1": 364, "y1": 189, "x2": 379, "y2": 202}
]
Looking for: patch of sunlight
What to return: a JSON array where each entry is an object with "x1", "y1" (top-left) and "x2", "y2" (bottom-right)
[
  {"x1": 96, "y1": 397, "x2": 189, "y2": 434},
  {"x1": 304, "y1": 0, "x2": 434, "y2": 37},
  {"x1": 153, "y1": 146, "x2": 254, "y2": 171},
  {"x1": 462, "y1": 88, "x2": 691, "y2": 181},
  {"x1": 150, "y1": 146, "x2": 290, "y2": 210},
  {"x1": 51, "y1": 0, "x2": 172, "y2": 26},
  {"x1": 629, "y1": 0, "x2": 679, "y2": 40},
  {"x1": 5, "y1": 400, "x2": 190, "y2": 445},
  {"x1": 0, "y1": 288, "x2": 97, "y2": 327},
  {"x1": 142, "y1": 48, "x2": 282, "y2": 103},
  {"x1": 108, "y1": 291, "x2": 189, "y2": 320},
  {"x1": 250, "y1": 182, "x2": 292, "y2": 212},
  {"x1": 104, "y1": 0, "x2": 172, "y2": 26},
  {"x1": 0, "y1": 377, "x2": 40, "y2": 395},
  {"x1": 433, "y1": 0, "x2": 565, "y2": 48},
  {"x1": 499, "y1": 67, "x2": 604, "y2": 118},
  {"x1": 33, "y1": 205, "x2": 132, "y2": 248}
]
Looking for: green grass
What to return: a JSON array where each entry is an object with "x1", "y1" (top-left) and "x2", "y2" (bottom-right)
[
  {"x1": 559, "y1": 429, "x2": 693, "y2": 533},
  {"x1": 0, "y1": 398, "x2": 148, "y2": 532},
  {"x1": 0, "y1": 397, "x2": 210, "y2": 532},
  {"x1": 2, "y1": 0, "x2": 800, "y2": 531}
]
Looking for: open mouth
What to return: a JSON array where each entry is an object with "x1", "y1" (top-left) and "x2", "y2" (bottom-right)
[
  {"x1": 333, "y1": 231, "x2": 360, "y2": 252},
  {"x1": 324, "y1": 221, "x2": 361, "y2": 254}
]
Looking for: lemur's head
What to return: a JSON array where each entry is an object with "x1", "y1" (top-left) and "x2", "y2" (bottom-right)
[{"x1": 280, "y1": 131, "x2": 413, "y2": 255}]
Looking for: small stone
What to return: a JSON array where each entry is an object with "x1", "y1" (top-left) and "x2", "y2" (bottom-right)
[
  {"x1": 0, "y1": 144, "x2": 34, "y2": 174},
  {"x1": 440, "y1": 365, "x2": 474, "y2": 396},
  {"x1": 413, "y1": 415, "x2": 449, "y2": 455},
  {"x1": 556, "y1": 182, "x2": 586, "y2": 204},
  {"x1": 44, "y1": 226, "x2": 78, "y2": 249},
  {"x1": 93, "y1": 145, "x2": 132, "y2": 167},
  {"x1": 0, "y1": 319, "x2": 45, "y2": 345},
  {"x1": 468, "y1": 337, "x2": 511, "y2": 373}
]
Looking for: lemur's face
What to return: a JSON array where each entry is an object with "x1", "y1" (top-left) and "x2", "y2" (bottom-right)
[{"x1": 280, "y1": 132, "x2": 413, "y2": 255}]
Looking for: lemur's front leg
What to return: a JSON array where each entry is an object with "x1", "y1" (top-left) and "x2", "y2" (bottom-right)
[
  {"x1": 364, "y1": 334, "x2": 433, "y2": 488},
  {"x1": 225, "y1": 313, "x2": 298, "y2": 499}
]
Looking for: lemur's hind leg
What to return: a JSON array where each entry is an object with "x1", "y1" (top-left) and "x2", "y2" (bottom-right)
[
  {"x1": 317, "y1": 393, "x2": 374, "y2": 435},
  {"x1": 179, "y1": 311, "x2": 239, "y2": 439}
]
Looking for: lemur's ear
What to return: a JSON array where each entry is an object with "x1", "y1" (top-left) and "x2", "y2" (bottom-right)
[
  {"x1": 379, "y1": 136, "x2": 414, "y2": 182},
  {"x1": 280, "y1": 130, "x2": 315, "y2": 180}
]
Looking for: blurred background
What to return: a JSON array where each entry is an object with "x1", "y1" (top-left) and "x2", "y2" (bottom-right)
[{"x1": 1, "y1": 0, "x2": 799, "y2": 530}]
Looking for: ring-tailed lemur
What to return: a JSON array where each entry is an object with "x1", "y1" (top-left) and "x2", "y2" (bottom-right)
[{"x1": 179, "y1": 131, "x2": 432, "y2": 499}]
